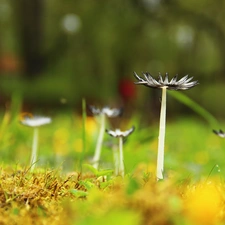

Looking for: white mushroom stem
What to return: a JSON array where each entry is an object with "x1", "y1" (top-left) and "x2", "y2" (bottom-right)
[
  {"x1": 156, "y1": 87, "x2": 167, "y2": 180},
  {"x1": 93, "y1": 113, "x2": 105, "y2": 169},
  {"x1": 118, "y1": 136, "x2": 125, "y2": 177},
  {"x1": 112, "y1": 145, "x2": 119, "y2": 176},
  {"x1": 30, "y1": 127, "x2": 39, "y2": 172}
]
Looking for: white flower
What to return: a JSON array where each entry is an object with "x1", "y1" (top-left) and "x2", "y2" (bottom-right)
[
  {"x1": 20, "y1": 115, "x2": 52, "y2": 127},
  {"x1": 106, "y1": 126, "x2": 135, "y2": 138}
]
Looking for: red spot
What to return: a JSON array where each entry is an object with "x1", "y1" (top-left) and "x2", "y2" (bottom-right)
[{"x1": 119, "y1": 78, "x2": 136, "y2": 101}]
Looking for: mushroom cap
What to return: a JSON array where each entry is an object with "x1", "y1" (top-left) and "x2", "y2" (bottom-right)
[
  {"x1": 20, "y1": 115, "x2": 52, "y2": 127},
  {"x1": 106, "y1": 126, "x2": 135, "y2": 138}
]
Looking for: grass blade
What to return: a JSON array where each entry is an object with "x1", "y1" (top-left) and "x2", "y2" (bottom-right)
[{"x1": 169, "y1": 91, "x2": 219, "y2": 128}]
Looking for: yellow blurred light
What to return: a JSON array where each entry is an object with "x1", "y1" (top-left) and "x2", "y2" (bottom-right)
[
  {"x1": 73, "y1": 138, "x2": 83, "y2": 153},
  {"x1": 53, "y1": 128, "x2": 70, "y2": 155},
  {"x1": 185, "y1": 182, "x2": 222, "y2": 225},
  {"x1": 85, "y1": 117, "x2": 98, "y2": 136},
  {"x1": 195, "y1": 151, "x2": 209, "y2": 164}
]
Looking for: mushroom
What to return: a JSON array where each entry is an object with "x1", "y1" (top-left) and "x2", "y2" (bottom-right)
[
  {"x1": 20, "y1": 114, "x2": 52, "y2": 171},
  {"x1": 89, "y1": 106, "x2": 122, "y2": 169},
  {"x1": 106, "y1": 126, "x2": 135, "y2": 177},
  {"x1": 134, "y1": 72, "x2": 198, "y2": 180}
]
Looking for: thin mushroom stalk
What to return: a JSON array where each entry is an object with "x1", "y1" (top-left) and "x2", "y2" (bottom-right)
[
  {"x1": 118, "y1": 136, "x2": 125, "y2": 177},
  {"x1": 30, "y1": 127, "x2": 39, "y2": 171},
  {"x1": 157, "y1": 87, "x2": 167, "y2": 180},
  {"x1": 112, "y1": 145, "x2": 119, "y2": 176},
  {"x1": 92, "y1": 113, "x2": 105, "y2": 169}
]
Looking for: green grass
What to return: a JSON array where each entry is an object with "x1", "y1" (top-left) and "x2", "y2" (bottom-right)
[
  {"x1": 0, "y1": 108, "x2": 224, "y2": 179},
  {"x1": 0, "y1": 108, "x2": 225, "y2": 224}
]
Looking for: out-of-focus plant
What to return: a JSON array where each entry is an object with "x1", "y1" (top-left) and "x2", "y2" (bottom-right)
[
  {"x1": 89, "y1": 106, "x2": 122, "y2": 170},
  {"x1": 213, "y1": 129, "x2": 225, "y2": 138},
  {"x1": 20, "y1": 114, "x2": 52, "y2": 171},
  {"x1": 106, "y1": 126, "x2": 135, "y2": 177}
]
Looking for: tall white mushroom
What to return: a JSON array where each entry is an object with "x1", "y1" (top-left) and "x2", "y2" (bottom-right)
[{"x1": 134, "y1": 72, "x2": 198, "y2": 180}]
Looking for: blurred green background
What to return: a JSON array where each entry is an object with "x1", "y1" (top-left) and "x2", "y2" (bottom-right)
[
  {"x1": 0, "y1": 0, "x2": 225, "y2": 118},
  {"x1": 1, "y1": 0, "x2": 225, "y2": 176}
]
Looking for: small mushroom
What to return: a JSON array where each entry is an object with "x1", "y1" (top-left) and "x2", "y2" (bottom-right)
[
  {"x1": 213, "y1": 129, "x2": 225, "y2": 138},
  {"x1": 106, "y1": 126, "x2": 135, "y2": 177},
  {"x1": 20, "y1": 114, "x2": 52, "y2": 171},
  {"x1": 89, "y1": 106, "x2": 122, "y2": 169}
]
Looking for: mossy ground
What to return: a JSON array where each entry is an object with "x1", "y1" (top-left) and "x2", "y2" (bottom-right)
[{"x1": 0, "y1": 166, "x2": 224, "y2": 225}]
